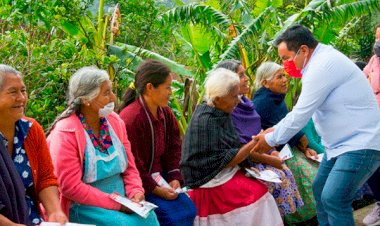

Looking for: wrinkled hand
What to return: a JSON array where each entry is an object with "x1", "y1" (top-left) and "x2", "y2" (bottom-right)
[
  {"x1": 120, "y1": 193, "x2": 144, "y2": 214},
  {"x1": 47, "y1": 210, "x2": 67, "y2": 225},
  {"x1": 251, "y1": 134, "x2": 273, "y2": 154},
  {"x1": 304, "y1": 148, "x2": 318, "y2": 159},
  {"x1": 131, "y1": 192, "x2": 145, "y2": 203},
  {"x1": 251, "y1": 128, "x2": 274, "y2": 140},
  {"x1": 270, "y1": 150, "x2": 280, "y2": 157},
  {"x1": 154, "y1": 186, "x2": 178, "y2": 200},
  {"x1": 271, "y1": 156, "x2": 284, "y2": 169},
  {"x1": 297, "y1": 135, "x2": 309, "y2": 151},
  {"x1": 169, "y1": 180, "x2": 181, "y2": 190}
]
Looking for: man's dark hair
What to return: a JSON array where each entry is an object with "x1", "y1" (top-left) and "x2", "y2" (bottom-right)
[
  {"x1": 376, "y1": 23, "x2": 380, "y2": 29},
  {"x1": 274, "y1": 24, "x2": 319, "y2": 52}
]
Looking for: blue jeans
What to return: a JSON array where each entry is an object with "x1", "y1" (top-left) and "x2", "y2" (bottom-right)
[{"x1": 312, "y1": 149, "x2": 380, "y2": 226}]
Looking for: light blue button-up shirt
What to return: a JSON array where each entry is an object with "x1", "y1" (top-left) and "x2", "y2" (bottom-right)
[{"x1": 265, "y1": 43, "x2": 380, "y2": 159}]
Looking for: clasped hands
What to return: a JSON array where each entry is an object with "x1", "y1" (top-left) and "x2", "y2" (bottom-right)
[
  {"x1": 250, "y1": 128, "x2": 318, "y2": 160},
  {"x1": 250, "y1": 128, "x2": 274, "y2": 154}
]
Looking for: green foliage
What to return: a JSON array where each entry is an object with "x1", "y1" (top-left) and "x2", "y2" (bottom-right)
[
  {"x1": 0, "y1": 0, "x2": 98, "y2": 127},
  {"x1": 0, "y1": 0, "x2": 379, "y2": 131},
  {"x1": 107, "y1": 43, "x2": 193, "y2": 77}
]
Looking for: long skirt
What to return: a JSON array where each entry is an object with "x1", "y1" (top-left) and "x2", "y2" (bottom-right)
[
  {"x1": 252, "y1": 163, "x2": 304, "y2": 216},
  {"x1": 284, "y1": 147, "x2": 318, "y2": 223},
  {"x1": 189, "y1": 170, "x2": 283, "y2": 226},
  {"x1": 146, "y1": 192, "x2": 197, "y2": 226}
]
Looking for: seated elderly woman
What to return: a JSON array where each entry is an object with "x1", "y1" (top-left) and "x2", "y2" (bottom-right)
[
  {"x1": 47, "y1": 67, "x2": 159, "y2": 225},
  {"x1": 216, "y1": 59, "x2": 304, "y2": 218},
  {"x1": 252, "y1": 62, "x2": 319, "y2": 224},
  {"x1": 0, "y1": 65, "x2": 67, "y2": 225},
  {"x1": 180, "y1": 68, "x2": 283, "y2": 226}
]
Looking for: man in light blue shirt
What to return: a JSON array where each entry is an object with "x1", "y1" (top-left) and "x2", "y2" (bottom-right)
[{"x1": 252, "y1": 25, "x2": 380, "y2": 226}]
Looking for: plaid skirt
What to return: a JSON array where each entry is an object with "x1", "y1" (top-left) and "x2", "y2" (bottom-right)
[{"x1": 146, "y1": 192, "x2": 197, "y2": 226}]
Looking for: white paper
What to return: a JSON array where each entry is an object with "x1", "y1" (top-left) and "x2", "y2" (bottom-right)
[
  {"x1": 309, "y1": 153, "x2": 324, "y2": 163},
  {"x1": 152, "y1": 172, "x2": 183, "y2": 193},
  {"x1": 110, "y1": 193, "x2": 157, "y2": 218},
  {"x1": 279, "y1": 144, "x2": 293, "y2": 160},
  {"x1": 245, "y1": 168, "x2": 282, "y2": 183},
  {"x1": 40, "y1": 223, "x2": 95, "y2": 226}
]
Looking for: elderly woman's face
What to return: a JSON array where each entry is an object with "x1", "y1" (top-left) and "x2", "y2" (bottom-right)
[
  {"x1": 214, "y1": 85, "x2": 240, "y2": 114},
  {"x1": 236, "y1": 65, "x2": 250, "y2": 94},
  {"x1": 0, "y1": 73, "x2": 27, "y2": 123},
  {"x1": 88, "y1": 80, "x2": 116, "y2": 113},
  {"x1": 264, "y1": 70, "x2": 288, "y2": 94}
]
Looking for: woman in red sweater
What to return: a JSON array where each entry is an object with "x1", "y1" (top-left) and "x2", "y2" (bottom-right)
[
  {"x1": 118, "y1": 59, "x2": 196, "y2": 226},
  {"x1": 0, "y1": 64, "x2": 66, "y2": 226}
]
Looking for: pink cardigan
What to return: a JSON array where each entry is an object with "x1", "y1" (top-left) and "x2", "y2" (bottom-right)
[{"x1": 47, "y1": 112, "x2": 144, "y2": 217}]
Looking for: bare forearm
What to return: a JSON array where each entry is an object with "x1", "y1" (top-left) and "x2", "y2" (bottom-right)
[
  {"x1": 0, "y1": 215, "x2": 24, "y2": 226},
  {"x1": 251, "y1": 153, "x2": 282, "y2": 169},
  {"x1": 38, "y1": 186, "x2": 62, "y2": 216},
  {"x1": 226, "y1": 140, "x2": 256, "y2": 168}
]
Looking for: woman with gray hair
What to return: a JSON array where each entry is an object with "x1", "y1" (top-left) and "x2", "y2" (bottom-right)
[
  {"x1": 180, "y1": 68, "x2": 282, "y2": 226},
  {"x1": 0, "y1": 64, "x2": 67, "y2": 225},
  {"x1": 47, "y1": 67, "x2": 159, "y2": 225},
  {"x1": 216, "y1": 59, "x2": 303, "y2": 218},
  {"x1": 253, "y1": 62, "x2": 319, "y2": 224}
]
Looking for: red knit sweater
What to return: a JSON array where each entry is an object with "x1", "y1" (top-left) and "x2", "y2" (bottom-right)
[
  {"x1": 119, "y1": 99, "x2": 183, "y2": 194},
  {"x1": 23, "y1": 117, "x2": 58, "y2": 194}
]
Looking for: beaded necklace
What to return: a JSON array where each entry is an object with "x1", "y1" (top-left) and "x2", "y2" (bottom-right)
[{"x1": 78, "y1": 113, "x2": 113, "y2": 153}]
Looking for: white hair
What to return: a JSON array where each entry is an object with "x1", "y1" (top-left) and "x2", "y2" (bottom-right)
[
  {"x1": 68, "y1": 66, "x2": 110, "y2": 104},
  {"x1": 0, "y1": 64, "x2": 23, "y2": 90},
  {"x1": 47, "y1": 66, "x2": 110, "y2": 134},
  {"x1": 255, "y1": 62, "x2": 283, "y2": 89},
  {"x1": 205, "y1": 68, "x2": 240, "y2": 106}
]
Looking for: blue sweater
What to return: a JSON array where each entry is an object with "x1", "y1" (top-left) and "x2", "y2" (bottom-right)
[{"x1": 252, "y1": 87, "x2": 304, "y2": 148}]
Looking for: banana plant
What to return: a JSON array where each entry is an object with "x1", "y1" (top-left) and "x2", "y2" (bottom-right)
[
  {"x1": 59, "y1": 0, "x2": 111, "y2": 67},
  {"x1": 108, "y1": 43, "x2": 193, "y2": 77}
]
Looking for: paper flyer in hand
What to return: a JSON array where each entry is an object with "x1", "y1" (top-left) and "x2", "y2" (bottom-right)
[
  {"x1": 152, "y1": 172, "x2": 183, "y2": 193},
  {"x1": 40, "y1": 223, "x2": 95, "y2": 226},
  {"x1": 110, "y1": 193, "x2": 157, "y2": 218},
  {"x1": 309, "y1": 153, "x2": 324, "y2": 163},
  {"x1": 279, "y1": 144, "x2": 293, "y2": 160},
  {"x1": 245, "y1": 168, "x2": 282, "y2": 183}
]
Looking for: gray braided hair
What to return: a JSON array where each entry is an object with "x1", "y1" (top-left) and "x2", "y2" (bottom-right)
[{"x1": 46, "y1": 66, "x2": 110, "y2": 134}]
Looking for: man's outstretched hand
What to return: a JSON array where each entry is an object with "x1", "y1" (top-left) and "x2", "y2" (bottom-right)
[{"x1": 251, "y1": 134, "x2": 273, "y2": 154}]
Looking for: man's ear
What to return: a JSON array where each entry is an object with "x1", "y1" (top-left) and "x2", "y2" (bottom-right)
[{"x1": 301, "y1": 45, "x2": 309, "y2": 56}]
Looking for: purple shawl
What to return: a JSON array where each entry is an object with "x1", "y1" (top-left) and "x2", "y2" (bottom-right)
[
  {"x1": 0, "y1": 138, "x2": 31, "y2": 225},
  {"x1": 231, "y1": 95, "x2": 262, "y2": 144}
]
